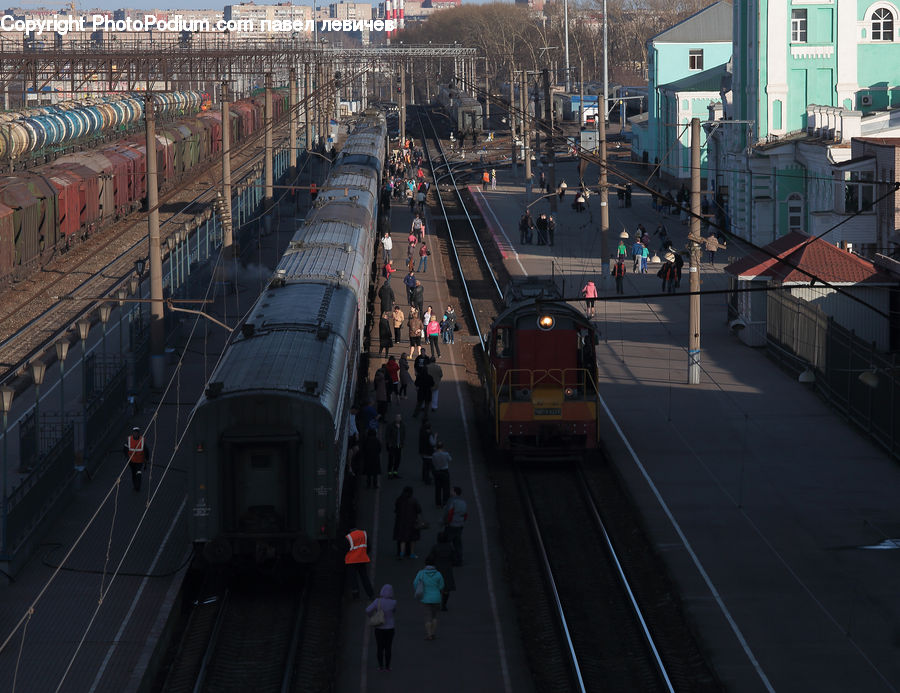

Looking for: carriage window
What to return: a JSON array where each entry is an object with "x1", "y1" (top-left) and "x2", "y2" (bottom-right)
[{"x1": 494, "y1": 327, "x2": 512, "y2": 357}]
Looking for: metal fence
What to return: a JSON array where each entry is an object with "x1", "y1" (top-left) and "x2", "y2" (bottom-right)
[
  {"x1": 767, "y1": 291, "x2": 899, "y2": 461},
  {"x1": 85, "y1": 356, "x2": 128, "y2": 473}
]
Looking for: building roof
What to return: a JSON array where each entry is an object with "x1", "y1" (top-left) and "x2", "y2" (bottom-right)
[
  {"x1": 855, "y1": 137, "x2": 900, "y2": 146},
  {"x1": 724, "y1": 231, "x2": 891, "y2": 284},
  {"x1": 660, "y1": 62, "x2": 729, "y2": 93},
  {"x1": 651, "y1": 0, "x2": 732, "y2": 44}
]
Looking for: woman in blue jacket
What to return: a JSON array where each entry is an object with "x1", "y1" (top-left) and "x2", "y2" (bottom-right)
[{"x1": 413, "y1": 562, "x2": 445, "y2": 640}]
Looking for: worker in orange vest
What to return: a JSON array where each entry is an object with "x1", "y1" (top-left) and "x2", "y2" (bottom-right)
[
  {"x1": 310, "y1": 181, "x2": 318, "y2": 202},
  {"x1": 345, "y1": 527, "x2": 374, "y2": 599},
  {"x1": 123, "y1": 426, "x2": 150, "y2": 492},
  {"x1": 482, "y1": 170, "x2": 489, "y2": 191}
]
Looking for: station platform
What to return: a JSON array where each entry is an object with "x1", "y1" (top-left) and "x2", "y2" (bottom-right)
[
  {"x1": 0, "y1": 160, "x2": 328, "y2": 692},
  {"x1": 335, "y1": 198, "x2": 531, "y2": 693},
  {"x1": 471, "y1": 158, "x2": 900, "y2": 692}
]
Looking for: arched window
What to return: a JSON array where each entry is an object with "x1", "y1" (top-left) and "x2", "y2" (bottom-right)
[
  {"x1": 787, "y1": 194, "x2": 804, "y2": 233},
  {"x1": 871, "y1": 7, "x2": 895, "y2": 41}
]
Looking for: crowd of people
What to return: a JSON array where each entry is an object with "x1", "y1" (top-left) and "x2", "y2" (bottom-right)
[{"x1": 346, "y1": 139, "x2": 473, "y2": 673}]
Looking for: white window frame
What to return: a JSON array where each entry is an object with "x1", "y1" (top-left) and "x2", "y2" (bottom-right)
[
  {"x1": 871, "y1": 6, "x2": 895, "y2": 40},
  {"x1": 787, "y1": 193, "x2": 804, "y2": 233},
  {"x1": 791, "y1": 8, "x2": 808, "y2": 43},
  {"x1": 688, "y1": 49, "x2": 703, "y2": 71}
]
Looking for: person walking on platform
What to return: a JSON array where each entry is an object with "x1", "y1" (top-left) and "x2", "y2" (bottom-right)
[
  {"x1": 442, "y1": 305, "x2": 456, "y2": 345},
  {"x1": 547, "y1": 215, "x2": 556, "y2": 246},
  {"x1": 366, "y1": 584, "x2": 398, "y2": 671},
  {"x1": 382, "y1": 260, "x2": 396, "y2": 284},
  {"x1": 391, "y1": 305, "x2": 405, "y2": 344},
  {"x1": 418, "y1": 242, "x2": 430, "y2": 273},
  {"x1": 363, "y1": 428, "x2": 382, "y2": 490},
  {"x1": 386, "y1": 355, "x2": 401, "y2": 403},
  {"x1": 411, "y1": 213, "x2": 425, "y2": 243},
  {"x1": 399, "y1": 353, "x2": 413, "y2": 399},
  {"x1": 490, "y1": 168, "x2": 496, "y2": 190},
  {"x1": 378, "y1": 312, "x2": 393, "y2": 358},
  {"x1": 413, "y1": 561, "x2": 445, "y2": 640},
  {"x1": 413, "y1": 363, "x2": 435, "y2": 418},
  {"x1": 419, "y1": 420, "x2": 436, "y2": 484},
  {"x1": 442, "y1": 486, "x2": 468, "y2": 565},
  {"x1": 393, "y1": 485, "x2": 422, "y2": 558},
  {"x1": 641, "y1": 243, "x2": 650, "y2": 273},
  {"x1": 408, "y1": 308, "x2": 424, "y2": 358},
  {"x1": 581, "y1": 280, "x2": 598, "y2": 319},
  {"x1": 403, "y1": 269, "x2": 417, "y2": 305},
  {"x1": 124, "y1": 426, "x2": 150, "y2": 492},
  {"x1": 427, "y1": 357, "x2": 443, "y2": 411},
  {"x1": 432, "y1": 441, "x2": 451, "y2": 507},
  {"x1": 426, "y1": 315, "x2": 441, "y2": 359},
  {"x1": 705, "y1": 234, "x2": 725, "y2": 265},
  {"x1": 426, "y1": 531, "x2": 456, "y2": 611},
  {"x1": 386, "y1": 414, "x2": 406, "y2": 479},
  {"x1": 632, "y1": 239, "x2": 644, "y2": 272},
  {"x1": 381, "y1": 230, "x2": 393, "y2": 266},
  {"x1": 519, "y1": 210, "x2": 533, "y2": 244},
  {"x1": 345, "y1": 526, "x2": 375, "y2": 599},
  {"x1": 379, "y1": 281, "x2": 395, "y2": 320},
  {"x1": 535, "y1": 213, "x2": 548, "y2": 245},
  {"x1": 612, "y1": 257, "x2": 626, "y2": 295},
  {"x1": 658, "y1": 254, "x2": 677, "y2": 294},
  {"x1": 481, "y1": 170, "x2": 490, "y2": 191}
]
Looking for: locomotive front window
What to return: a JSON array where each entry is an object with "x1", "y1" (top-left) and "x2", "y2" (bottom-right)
[{"x1": 494, "y1": 327, "x2": 512, "y2": 357}]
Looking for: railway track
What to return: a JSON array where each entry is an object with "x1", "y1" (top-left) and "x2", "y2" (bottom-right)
[
  {"x1": 0, "y1": 122, "x2": 293, "y2": 384},
  {"x1": 520, "y1": 463, "x2": 674, "y2": 692},
  {"x1": 417, "y1": 102, "x2": 720, "y2": 691},
  {"x1": 413, "y1": 104, "x2": 506, "y2": 344},
  {"x1": 164, "y1": 583, "x2": 305, "y2": 692}
]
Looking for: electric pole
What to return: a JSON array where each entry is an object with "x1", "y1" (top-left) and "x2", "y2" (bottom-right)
[
  {"x1": 688, "y1": 117, "x2": 702, "y2": 384},
  {"x1": 400, "y1": 60, "x2": 406, "y2": 144},
  {"x1": 599, "y1": 92, "x2": 609, "y2": 289},
  {"x1": 145, "y1": 95, "x2": 164, "y2": 388},
  {"x1": 543, "y1": 68, "x2": 556, "y2": 213},
  {"x1": 522, "y1": 70, "x2": 531, "y2": 184},
  {"x1": 289, "y1": 67, "x2": 298, "y2": 171},
  {"x1": 509, "y1": 65, "x2": 517, "y2": 175},
  {"x1": 220, "y1": 81, "x2": 233, "y2": 254}
]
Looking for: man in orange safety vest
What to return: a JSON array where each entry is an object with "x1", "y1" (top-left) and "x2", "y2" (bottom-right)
[
  {"x1": 345, "y1": 527, "x2": 374, "y2": 599},
  {"x1": 123, "y1": 426, "x2": 150, "y2": 492}
]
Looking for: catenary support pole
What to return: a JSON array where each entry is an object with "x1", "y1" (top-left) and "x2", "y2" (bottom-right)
[
  {"x1": 289, "y1": 66, "x2": 298, "y2": 170},
  {"x1": 400, "y1": 60, "x2": 406, "y2": 144},
  {"x1": 510, "y1": 66, "x2": 517, "y2": 175},
  {"x1": 688, "y1": 117, "x2": 702, "y2": 385},
  {"x1": 543, "y1": 68, "x2": 557, "y2": 213},
  {"x1": 221, "y1": 82, "x2": 233, "y2": 254},
  {"x1": 599, "y1": 93, "x2": 609, "y2": 290},
  {"x1": 522, "y1": 70, "x2": 531, "y2": 184},
  {"x1": 145, "y1": 96, "x2": 164, "y2": 388}
]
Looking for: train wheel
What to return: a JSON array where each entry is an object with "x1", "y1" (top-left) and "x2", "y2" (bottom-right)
[{"x1": 292, "y1": 537, "x2": 321, "y2": 564}]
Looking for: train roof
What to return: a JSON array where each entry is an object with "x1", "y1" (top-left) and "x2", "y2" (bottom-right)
[
  {"x1": 203, "y1": 282, "x2": 356, "y2": 409},
  {"x1": 276, "y1": 221, "x2": 370, "y2": 297}
]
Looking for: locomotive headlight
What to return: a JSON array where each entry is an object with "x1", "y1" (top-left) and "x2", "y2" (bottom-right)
[{"x1": 537, "y1": 314, "x2": 555, "y2": 330}]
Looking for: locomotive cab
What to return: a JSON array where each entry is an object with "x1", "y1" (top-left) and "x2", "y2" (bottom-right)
[{"x1": 488, "y1": 279, "x2": 600, "y2": 453}]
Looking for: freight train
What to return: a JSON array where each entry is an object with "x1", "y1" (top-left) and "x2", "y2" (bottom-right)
[
  {"x1": 187, "y1": 109, "x2": 387, "y2": 565},
  {"x1": 487, "y1": 278, "x2": 600, "y2": 454},
  {"x1": 0, "y1": 90, "x2": 289, "y2": 284}
]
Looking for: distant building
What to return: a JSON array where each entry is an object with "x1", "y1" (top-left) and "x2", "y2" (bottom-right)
[{"x1": 330, "y1": 1, "x2": 372, "y2": 21}]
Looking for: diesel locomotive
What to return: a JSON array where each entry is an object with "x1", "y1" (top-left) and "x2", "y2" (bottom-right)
[{"x1": 487, "y1": 278, "x2": 600, "y2": 454}]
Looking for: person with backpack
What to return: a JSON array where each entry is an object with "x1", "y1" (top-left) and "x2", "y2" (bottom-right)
[
  {"x1": 519, "y1": 210, "x2": 534, "y2": 244},
  {"x1": 612, "y1": 257, "x2": 626, "y2": 295}
]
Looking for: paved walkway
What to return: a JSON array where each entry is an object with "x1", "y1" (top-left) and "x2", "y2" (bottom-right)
[
  {"x1": 335, "y1": 194, "x2": 532, "y2": 693},
  {"x1": 475, "y1": 159, "x2": 900, "y2": 693}
]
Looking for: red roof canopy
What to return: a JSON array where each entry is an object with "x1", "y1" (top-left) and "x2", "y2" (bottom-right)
[{"x1": 724, "y1": 231, "x2": 890, "y2": 284}]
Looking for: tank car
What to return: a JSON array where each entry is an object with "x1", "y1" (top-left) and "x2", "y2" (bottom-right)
[
  {"x1": 188, "y1": 110, "x2": 387, "y2": 565},
  {"x1": 487, "y1": 278, "x2": 600, "y2": 454}
]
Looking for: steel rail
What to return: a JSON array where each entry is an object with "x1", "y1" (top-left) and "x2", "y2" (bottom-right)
[
  {"x1": 414, "y1": 106, "x2": 502, "y2": 348},
  {"x1": 575, "y1": 464, "x2": 676, "y2": 693}
]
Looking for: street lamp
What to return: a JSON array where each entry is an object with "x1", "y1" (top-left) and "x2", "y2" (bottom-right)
[
  {"x1": 166, "y1": 235, "x2": 175, "y2": 292},
  {"x1": 30, "y1": 359, "x2": 46, "y2": 471},
  {"x1": 1, "y1": 385, "x2": 14, "y2": 556},
  {"x1": 174, "y1": 230, "x2": 183, "y2": 290},
  {"x1": 55, "y1": 338, "x2": 69, "y2": 421},
  {"x1": 99, "y1": 303, "x2": 112, "y2": 357},
  {"x1": 77, "y1": 317, "x2": 91, "y2": 462},
  {"x1": 116, "y1": 287, "x2": 127, "y2": 354}
]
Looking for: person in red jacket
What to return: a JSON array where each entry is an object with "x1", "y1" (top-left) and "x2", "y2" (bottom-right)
[{"x1": 123, "y1": 426, "x2": 150, "y2": 492}]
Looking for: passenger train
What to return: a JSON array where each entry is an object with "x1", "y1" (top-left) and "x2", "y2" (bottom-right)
[
  {"x1": 187, "y1": 109, "x2": 387, "y2": 565},
  {"x1": 487, "y1": 278, "x2": 600, "y2": 454}
]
